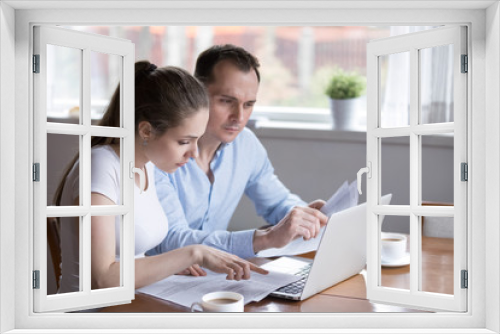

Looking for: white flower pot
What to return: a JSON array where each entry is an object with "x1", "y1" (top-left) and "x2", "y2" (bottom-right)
[{"x1": 329, "y1": 96, "x2": 364, "y2": 130}]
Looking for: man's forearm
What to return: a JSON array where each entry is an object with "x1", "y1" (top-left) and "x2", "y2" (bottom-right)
[{"x1": 252, "y1": 228, "x2": 271, "y2": 254}]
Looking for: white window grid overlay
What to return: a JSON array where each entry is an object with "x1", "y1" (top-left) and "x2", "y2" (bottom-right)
[
  {"x1": 365, "y1": 26, "x2": 467, "y2": 312},
  {"x1": 6, "y1": 6, "x2": 491, "y2": 332},
  {"x1": 33, "y1": 26, "x2": 136, "y2": 312}
]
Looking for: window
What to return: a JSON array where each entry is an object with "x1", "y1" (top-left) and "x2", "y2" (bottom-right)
[
  {"x1": 364, "y1": 26, "x2": 467, "y2": 311},
  {"x1": 54, "y1": 26, "x2": 437, "y2": 131},
  {"x1": 36, "y1": 22, "x2": 467, "y2": 316},
  {"x1": 2, "y1": 2, "x2": 496, "y2": 333},
  {"x1": 33, "y1": 26, "x2": 136, "y2": 312}
]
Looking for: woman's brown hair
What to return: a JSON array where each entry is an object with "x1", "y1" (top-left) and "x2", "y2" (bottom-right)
[{"x1": 53, "y1": 60, "x2": 208, "y2": 206}]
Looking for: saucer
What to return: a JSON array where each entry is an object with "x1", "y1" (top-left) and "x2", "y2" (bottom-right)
[{"x1": 381, "y1": 252, "x2": 410, "y2": 268}]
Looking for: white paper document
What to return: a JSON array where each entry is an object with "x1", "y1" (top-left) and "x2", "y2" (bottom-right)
[
  {"x1": 320, "y1": 180, "x2": 359, "y2": 217},
  {"x1": 137, "y1": 270, "x2": 301, "y2": 308},
  {"x1": 256, "y1": 180, "x2": 359, "y2": 258}
]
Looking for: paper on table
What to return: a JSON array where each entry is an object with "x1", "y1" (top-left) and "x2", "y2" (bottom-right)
[
  {"x1": 256, "y1": 180, "x2": 359, "y2": 258},
  {"x1": 136, "y1": 270, "x2": 301, "y2": 308}
]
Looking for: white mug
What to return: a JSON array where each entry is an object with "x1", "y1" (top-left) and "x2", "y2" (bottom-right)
[
  {"x1": 381, "y1": 233, "x2": 407, "y2": 263},
  {"x1": 190, "y1": 291, "x2": 244, "y2": 312}
]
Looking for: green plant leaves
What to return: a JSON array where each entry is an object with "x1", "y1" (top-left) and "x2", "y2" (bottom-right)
[{"x1": 325, "y1": 68, "x2": 366, "y2": 100}]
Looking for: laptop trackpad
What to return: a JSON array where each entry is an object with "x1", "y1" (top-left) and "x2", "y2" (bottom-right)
[{"x1": 261, "y1": 257, "x2": 311, "y2": 275}]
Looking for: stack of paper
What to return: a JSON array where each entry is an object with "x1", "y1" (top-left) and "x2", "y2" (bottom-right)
[{"x1": 137, "y1": 270, "x2": 301, "y2": 308}]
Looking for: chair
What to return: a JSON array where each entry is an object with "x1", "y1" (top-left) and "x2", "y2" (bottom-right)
[
  {"x1": 421, "y1": 202, "x2": 454, "y2": 238},
  {"x1": 47, "y1": 217, "x2": 62, "y2": 290}
]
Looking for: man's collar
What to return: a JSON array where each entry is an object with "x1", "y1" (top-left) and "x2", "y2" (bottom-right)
[{"x1": 214, "y1": 141, "x2": 232, "y2": 157}]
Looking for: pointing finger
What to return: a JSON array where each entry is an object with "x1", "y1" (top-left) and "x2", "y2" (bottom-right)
[{"x1": 249, "y1": 263, "x2": 268, "y2": 275}]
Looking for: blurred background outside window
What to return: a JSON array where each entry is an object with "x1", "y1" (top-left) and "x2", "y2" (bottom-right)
[{"x1": 51, "y1": 26, "x2": 449, "y2": 131}]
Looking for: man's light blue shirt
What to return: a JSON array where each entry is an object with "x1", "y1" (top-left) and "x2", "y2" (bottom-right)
[{"x1": 146, "y1": 128, "x2": 306, "y2": 259}]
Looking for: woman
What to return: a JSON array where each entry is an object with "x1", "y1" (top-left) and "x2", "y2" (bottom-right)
[{"x1": 54, "y1": 61, "x2": 267, "y2": 293}]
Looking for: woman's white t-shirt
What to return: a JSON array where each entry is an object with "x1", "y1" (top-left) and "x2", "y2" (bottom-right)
[{"x1": 58, "y1": 145, "x2": 169, "y2": 293}]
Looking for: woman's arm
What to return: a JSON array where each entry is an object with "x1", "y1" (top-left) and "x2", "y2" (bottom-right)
[
  {"x1": 89, "y1": 193, "x2": 123, "y2": 289},
  {"x1": 89, "y1": 193, "x2": 267, "y2": 290}
]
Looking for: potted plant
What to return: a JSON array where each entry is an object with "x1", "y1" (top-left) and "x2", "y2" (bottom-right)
[{"x1": 325, "y1": 68, "x2": 366, "y2": 130}]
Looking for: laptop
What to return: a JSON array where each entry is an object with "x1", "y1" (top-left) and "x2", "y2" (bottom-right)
[{"x1": 262, "y1": 194, "x2": 392, "y2": 301}]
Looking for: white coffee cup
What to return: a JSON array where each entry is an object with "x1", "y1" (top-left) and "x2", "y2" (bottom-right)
[
  {"x1": 190, "y1": 291, "x2": 244, "y2": 312},
  {"x1": 381, "y1": 233, "x2": 407, "y2": 263}
]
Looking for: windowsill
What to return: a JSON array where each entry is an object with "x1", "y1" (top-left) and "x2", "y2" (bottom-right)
[
  {"x1": 249, "y1": 120, "x2": 368, "y2": 143},
  {"x1": 47, "y1": 115, "x2": 452, "y2": 148},
  {"x1": 47, "y1": 115, "x2": 102, "y2": 125}
]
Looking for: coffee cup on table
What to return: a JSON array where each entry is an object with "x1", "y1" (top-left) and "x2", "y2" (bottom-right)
[
  {"x1": 191, "y1": 291, "x2": 244, "y2": 312},
  {"x1": 381, "y1": 233, "x2": 407, "y2": 263}
]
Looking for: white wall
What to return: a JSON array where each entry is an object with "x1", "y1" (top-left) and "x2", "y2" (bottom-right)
[
  {"x1": 44, "y1": 126, "x2": 454, "y2": 236},
  {"x1": 486, "y1": 2, "x2": 500, "y2": 332},
  {"x1": 0, "y1": 2, "x2": 16, "y2": 333}
]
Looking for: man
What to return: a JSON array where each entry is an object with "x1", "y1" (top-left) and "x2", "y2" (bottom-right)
[{"x1": 147, "y1": 44, "x2": 328, "y2": 261}]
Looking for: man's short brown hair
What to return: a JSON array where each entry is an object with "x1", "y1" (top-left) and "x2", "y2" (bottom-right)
[{"x1": 194, "y1": 44, "x2": 260, "y2": 85}]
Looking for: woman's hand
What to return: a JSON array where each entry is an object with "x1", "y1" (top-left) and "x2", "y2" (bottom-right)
[
  {"x1": 194, "y1": 245, "x2": 268, "y2": 280},
  {"x1": 176, "y1": 264, "x2": 207, "y2": 276}
]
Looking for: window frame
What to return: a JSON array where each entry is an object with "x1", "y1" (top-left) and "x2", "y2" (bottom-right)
[
  {"x1": 33, "y1": 25, "x2": 136, "y2": 312},
  {"x1": 365, "y1": 26, "x2": 467, "y2": 311},
  {"x1": 1, "y1": 2, "x2": 498, "y2": 333}
]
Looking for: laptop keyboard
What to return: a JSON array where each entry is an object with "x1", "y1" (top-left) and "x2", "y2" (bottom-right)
[{"x1": 276, "y1": 263, "x2": 312, "y2": 294}]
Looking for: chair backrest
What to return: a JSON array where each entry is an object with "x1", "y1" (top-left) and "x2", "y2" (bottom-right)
[{"x1": 47, "y1": 217, "x2": 62, "y2": 290}]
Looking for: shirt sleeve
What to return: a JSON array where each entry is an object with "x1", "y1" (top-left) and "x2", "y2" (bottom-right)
[
  {"x1": 244, "y1": 131, "x2": 307, "y2": 225},
  {"x1": 146, "y1": 168, "x2": 257, "y2": 259}
]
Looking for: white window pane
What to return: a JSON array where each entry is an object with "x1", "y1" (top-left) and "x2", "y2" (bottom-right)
[
  {"x1": 91, "y1": 215, "x2": 122, "y2": 291},
  {"x1": 379, "y1": 51, "x2": 410, "y2": 128},
  {"x1": 420, "y1": 215, "x2": 454, "y2": 294},
  {"x1": 380, "y1": 215, "x2": 410, "y2": 291},
  {"x1": 420, "y1": 44, "x2": 454, "y2": 124},
  {"x1": 91, "y1": 51, "x2": 121, "y2": 125},
  {"x1": 90, "y1": 138, "x2": 122, "y2": 206},
  {"x1": 421, "y1": 134, "x2": 454, "y2": 205},
  {"x1": 56, "y1": 216, "x2": 82, "y2": 294},
  {"x1": 46, "y1": 44, "x2": 82, "y2": 122},
  {"x1": 47, "y1": 133, "x2": 81, "y2": 207},
  {"x1": 381, "y1": 136, "x2": 410, "y2": 206}
]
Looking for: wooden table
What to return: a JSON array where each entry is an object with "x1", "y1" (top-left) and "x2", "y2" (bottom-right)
[{"x1": 99, "y1": 236, "x2": 453, "y2": 313}]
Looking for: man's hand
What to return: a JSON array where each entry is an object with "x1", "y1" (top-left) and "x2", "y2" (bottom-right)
[
  {"x1": 308, "y1": 199, "x2": 326, "y2": 211},
  {"x1": 253, "y1": 205, "x2": 328, "y2": 253}
]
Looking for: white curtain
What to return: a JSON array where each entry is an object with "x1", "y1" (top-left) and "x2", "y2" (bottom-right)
[{"x1": 381, "y1": 26, "x2": 454, "y2": 127}]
